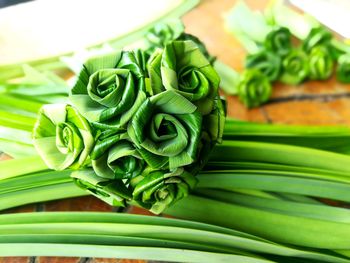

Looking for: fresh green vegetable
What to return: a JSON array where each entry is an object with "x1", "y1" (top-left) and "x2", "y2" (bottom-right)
[
  {"x1": 177, "y1": 33, "x2": 216, "y2": 64},
  {"x1": 0, "y1": 109, "x2": 37, "y2": 131},
  {"x1": 5, "y1": 135, "x2": 350, "y2": 209},
  {"x1": 0, "y1": 155, "x2": 47, "y2": 180}
]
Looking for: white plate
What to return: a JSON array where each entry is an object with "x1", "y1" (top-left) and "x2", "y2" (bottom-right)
[
  {"x1": 290, "y1": 0, "x2": 350, "y2": 38},
  {"x1": 0, "y1": 0, "x2": 185, "y2": 65}
]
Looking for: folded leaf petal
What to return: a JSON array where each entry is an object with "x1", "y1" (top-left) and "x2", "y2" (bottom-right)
[
  {"x1": 308, "y1": 46, "x2": 334, "y2": 80},
  {"x1": 72, "y1": 169, "x2": 132, "y2": 207},
  {"x1": 33, "y1": 104, "x2": 94, "y2": 170},
  {"x1": 237, "y1": 69, "x2": 272, "y2": 108},
  {"x1": 264, "y1": 27, "x2": 292, "y2": 57},
  {"x1": 336, "y1": 54, "x2": 350, "y2": 83},
  {"x1": 148, "y1": 40, "x2": 219, "y2": 115},
  {"x1": 128, "y1": 90, "x2": 202, "y2": 170},
  {"x1": 280, "y1": 49, "x2": 309, "y2": 85},
  {"x1": 245, "y1": 49, "x2": 281, "y2": 81},
  {"x1": 132, "y1": 168, "x2": 197, "y2": 214},
  {"x1": 71, "y1": 51, "x2": 147, "y2": 127}
]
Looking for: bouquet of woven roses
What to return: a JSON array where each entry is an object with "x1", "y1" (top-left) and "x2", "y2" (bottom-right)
[{"x1": 32, "y1": 38, "x2": 225, "y2": 214}]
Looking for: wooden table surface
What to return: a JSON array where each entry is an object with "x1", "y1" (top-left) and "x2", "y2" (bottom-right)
[{"x1": 3, "y1": 0, "x2": 350, "y2": 262}]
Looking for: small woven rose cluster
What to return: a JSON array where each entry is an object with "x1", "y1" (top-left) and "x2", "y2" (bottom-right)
[{"x1": 33, "y1": 40, "x2": 225, "y2": 214}]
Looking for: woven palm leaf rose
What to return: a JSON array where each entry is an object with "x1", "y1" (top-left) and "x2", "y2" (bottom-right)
[{"x1": 33, "y1": 40, "x2": 225, "y2": 214}]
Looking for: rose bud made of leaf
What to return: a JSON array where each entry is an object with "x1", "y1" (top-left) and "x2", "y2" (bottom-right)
[
  {"x1": 127, "y1": 90, "x2": 202, "y2": 171},
  {"x1": 72, "y1": 169, "x2": 132, "y2": 207},
  {"x1": 33, "y1": 104, "x2": 94, "y2": 170},
  {"x1": 145, "y1": 19, "x2": 184, "y2": 50},
  {"x1": 145, "y1": 20, "x2": 215, "y2": 63},
  {"x1": 92, "y1": 139, "x2": 145, "y2": 181},
  {"x1": 177, "y1": 33, "x2": 216, "y2": 64},
  {"x1": 132, "y1": 168, "x2": 197, "y2": 214},
  {"x1": 59, "y1": 40, "x2": 225, "y2": 214},
  {"x1": 280, "y1": 49, "x2": 309, "y2": 85},
  {"x1": 264, "y1": 27, "x2": 292, "y2": 57},
  {"x1": 201, "y1": 96, "x2": 226, "y2": 145},
  {"x1": 130, "y1": 94, "x2": 225, "y2": 214},
  {"x1": 70, "y1": 50, "x2": 147, "y2": 128},
  {"x1": 148, "y1": 40, "x2": 220, "y2": 115},
  {"x1": 336, "y1": 54, "x2": 350, "y2": 83},
  {"x1": 302, "y1": 26, "x2": 333, "y2": 53},
  {"x1": 245, "y1": 49, "x2": 281, "y2": 81},
  {"x1": 237, "y1": 69, "x2": 272, "y2": 108},
  {"x1": 308, "y1": 46, "x2": 334, "y2": 80}
]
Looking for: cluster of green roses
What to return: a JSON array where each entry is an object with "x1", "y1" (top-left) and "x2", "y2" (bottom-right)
[
  {"x1": 225, "y1": 0, "x2": 350, "y2": 108},
  {"x1": 238, "y1": 27, "x2": 336, "y2": 108},
  {"x1": 33, "y1": 40, "x2": 225, "y2": 214}
]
